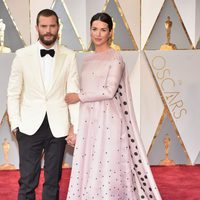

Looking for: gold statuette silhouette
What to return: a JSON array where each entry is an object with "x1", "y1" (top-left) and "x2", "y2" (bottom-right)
[
  {"x1": 160, "y1": 16, "x2": 177, "y2": 50},
  {"x1": 0, "y1": 19, "x2": 11, "y2": 53},
  {"x1": 159, "y1": 134, "x2": 176, "y2": 166},
  {"x1": 0, "y1": 138, "x2": 16, "y2": 170}
]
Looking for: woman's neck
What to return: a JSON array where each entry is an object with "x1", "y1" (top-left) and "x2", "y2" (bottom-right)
[{"x1": 95, "y1": 45, "x2": 110, "y2": 53}]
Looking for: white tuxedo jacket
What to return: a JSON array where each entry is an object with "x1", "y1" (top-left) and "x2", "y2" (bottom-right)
[{"x1": 7, "y1": 43, "x2": 79, "y2": 137}]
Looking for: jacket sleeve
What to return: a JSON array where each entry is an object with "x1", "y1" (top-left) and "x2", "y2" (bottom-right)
[
  {"x1": 79, "y1": 58, "x2": 124, "y2": 103},
  {"x1": 67, "y1": 53, "x2": 80, "y2": 134},
  {"x1": 7, "y1": 54, "x2": 23, "y2": 131}
]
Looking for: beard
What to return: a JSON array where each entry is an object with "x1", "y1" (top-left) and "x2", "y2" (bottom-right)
[{"x1": 38, "y1": 32, "x2": 58, "y2": 46}]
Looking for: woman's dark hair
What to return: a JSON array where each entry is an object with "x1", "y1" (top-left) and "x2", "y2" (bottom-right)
[
  {"x1": 90, "y1": 12, "x2": 113, "y2": 31},
  {"x1": 36, "y1": 9, "x2": 59, "y2": 25}
]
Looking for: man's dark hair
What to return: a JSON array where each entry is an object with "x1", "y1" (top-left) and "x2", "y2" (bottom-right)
[{"x1": 36, "y1": 9, "x2": 59, "y2": 25}]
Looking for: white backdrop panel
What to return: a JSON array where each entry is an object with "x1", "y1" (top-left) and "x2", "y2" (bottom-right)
[
  {"x1": 175, "y1": 0, "x2": 196, "y2": 47},
  {"x1": 0, "y1": 54, "x2": 15, "y2": 122},
  {"x1": 119, "y1": 0, "x2": 140, "y2": 48},
  {"x1": 6, "y1": 0, "x2": 30, "y2": 45},
  {"x1": 141, "y1": 52, "x2": 164, "y2": 151},
  {"x1": 146, "y1": 50, "x2": 200, "y2": 163},
  {"x1": 141, "y1": 0, "x2": 165, "y2": 49}
]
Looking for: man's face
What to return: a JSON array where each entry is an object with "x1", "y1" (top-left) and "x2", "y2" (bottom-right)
[{"x1": 36, "y1": 15, "x2": 59, "y2": 47}]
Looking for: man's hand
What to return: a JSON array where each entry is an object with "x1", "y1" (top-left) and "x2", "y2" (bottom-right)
[
  {"x1": 65, "y1": 93, "x2": 80, "y2": 104},
  {"x1": 12, "y1": 127, "x2": 18, "y2": 137},
  {"x1": 66, "y1": 125, "x2": 76, "y2": 147}
]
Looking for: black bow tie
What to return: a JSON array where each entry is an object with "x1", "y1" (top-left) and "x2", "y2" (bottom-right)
[{"x1": 40, "y1": 49, "x2": 55, "y2": 57}]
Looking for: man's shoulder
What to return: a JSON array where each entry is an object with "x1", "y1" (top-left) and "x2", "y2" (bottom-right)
[
  {"x1": 15, "y1": 43, "x2": 36, "y2": 56},
  {"x1": 58, "y1": 45, "x2": 75, "y2": 56}
]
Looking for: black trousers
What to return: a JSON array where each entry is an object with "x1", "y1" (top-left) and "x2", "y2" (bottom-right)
[{"x1": 16, "y1": 114, "x2": 66, "y2": 200}]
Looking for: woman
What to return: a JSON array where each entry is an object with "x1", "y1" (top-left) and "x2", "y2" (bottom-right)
[{"x1": 65, "y1": 12, "x2": 162, "y2": 200}]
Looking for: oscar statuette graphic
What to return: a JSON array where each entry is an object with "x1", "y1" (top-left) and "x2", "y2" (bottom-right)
[
  {"x1": 0, "y1": 19, "x2": 11, "y2": 53},
  {"x1": 110, "y1": 19, "x2": 121, "y2": 51},
  {"x1": 159, "y1": 134, "x2": 176, "y2": 166},
  {"x1": 160, "y1": 16, "x2": 177, "y2": 50},
  {"x1": 0, "y1": 138, "x2": 16, "y2": 170}
]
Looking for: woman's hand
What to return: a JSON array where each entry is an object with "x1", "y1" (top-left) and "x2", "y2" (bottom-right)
[
  {"x1": 66, "y1": 125, "x2": 76, "y2": 147},
  {"x1": 65, "y1": 93, "x2": 80, "y2": 104}
]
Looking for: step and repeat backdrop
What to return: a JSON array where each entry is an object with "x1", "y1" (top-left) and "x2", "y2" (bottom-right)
[{"x1": 0, "y1": 0, "x2": 200, "y2": 169}]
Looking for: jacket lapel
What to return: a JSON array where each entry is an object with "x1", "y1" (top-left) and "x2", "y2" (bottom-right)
[
  {"x1": 46, "y1": 45, "x2": 66, "y2": 95},
  {"x1": 27, "y1": 44, "x2": 46, "y2": 94}
]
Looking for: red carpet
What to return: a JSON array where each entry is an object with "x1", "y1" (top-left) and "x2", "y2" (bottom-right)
[
  {"x1": 0, "y1": 165, "x2": 200, "y2": 200},
  {"x1": 151, "y1": 165, "x2": 200, "y2": 200}
]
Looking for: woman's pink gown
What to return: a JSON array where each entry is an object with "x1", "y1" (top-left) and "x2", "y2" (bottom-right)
[{"x1": 67, "y1": 49, "x2": 162, "y2": 200}]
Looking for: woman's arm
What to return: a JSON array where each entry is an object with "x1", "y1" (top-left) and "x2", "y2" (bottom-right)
[{"x1": 79, "y1": 59, "x2": 124, "y2": 102}]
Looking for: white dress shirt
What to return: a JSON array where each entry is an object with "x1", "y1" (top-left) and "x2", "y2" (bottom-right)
[{"x1": 38, "y1": 42, "x2": 56, "y2": 91}]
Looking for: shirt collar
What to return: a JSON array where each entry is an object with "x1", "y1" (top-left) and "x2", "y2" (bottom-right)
[{"x1": 37, "y1": 40, "x2": 57, "y2": 51}]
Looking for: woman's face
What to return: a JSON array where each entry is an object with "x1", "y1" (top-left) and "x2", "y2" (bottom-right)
[{"x1": 90, "y1": 20, "x2": 111, "y2": 48}]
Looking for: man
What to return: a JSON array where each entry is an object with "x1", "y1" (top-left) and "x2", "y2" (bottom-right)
[{"x1": 7, "y1": 9, "x2": 79, "y2": 200}]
